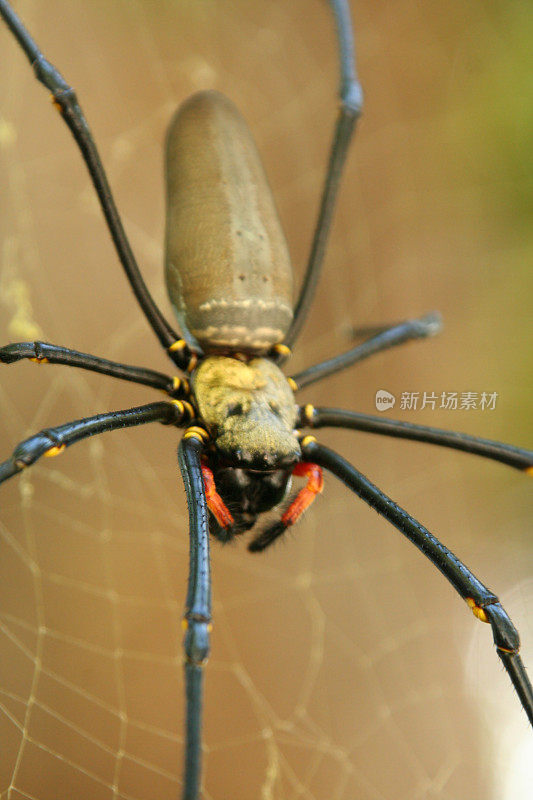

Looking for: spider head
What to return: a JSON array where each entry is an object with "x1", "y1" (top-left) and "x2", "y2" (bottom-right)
[
  {"x1": 193, "y1": 355, "x2": 300, "y2": 470},
  {"x1": 207, "y1": 464, "x2": 294, "y2": 541}
]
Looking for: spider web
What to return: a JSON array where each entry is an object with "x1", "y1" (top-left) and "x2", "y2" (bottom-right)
[{"x1": 0, "y1": 1, "x2": 532, "y2": 798}]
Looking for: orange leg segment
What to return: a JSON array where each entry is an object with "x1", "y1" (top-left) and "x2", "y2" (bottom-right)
[
  {"x1": 248, "y1": 461, "x2": 324, "y2": 552},
  {"x1": 201, "y1": 464, "x2": 234, "y2": 529},
  {"x1": 281, "y1": 462, "x2": 324, "y2": 527}
]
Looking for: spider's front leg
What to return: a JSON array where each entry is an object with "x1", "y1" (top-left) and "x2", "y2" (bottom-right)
[
  {"x1": 177, "y1": 427, "x2": 212, "y2": 800},
  {"x1": 300, "y1": 436, "x2": 533, "y2": 728}
]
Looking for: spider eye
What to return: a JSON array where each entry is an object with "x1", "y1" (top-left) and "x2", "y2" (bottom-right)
[{"x1": 226, "y1": 402, "x2": 243, "y2": 417}]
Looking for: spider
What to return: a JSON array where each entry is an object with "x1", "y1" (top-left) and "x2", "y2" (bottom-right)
[{"x1": 0, "y1": 1, "x2": 532, "y2": 798}]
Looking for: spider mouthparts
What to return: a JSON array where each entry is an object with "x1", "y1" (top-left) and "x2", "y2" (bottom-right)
[{"x1": 248, "y1": 521, "x2": 286, "y2": 552}]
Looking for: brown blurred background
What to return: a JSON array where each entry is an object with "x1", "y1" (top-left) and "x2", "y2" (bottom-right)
[{"x1": 0, "y1": 1, "x2": 532, "y2": 798}]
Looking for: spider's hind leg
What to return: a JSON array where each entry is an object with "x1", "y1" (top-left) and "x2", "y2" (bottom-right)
[
  {"x1": 284, "y1": 0, "x2": 363, "y2": 349},
  {"x1": 0, "y1": 0, "x2": 196, "y2": 372}
]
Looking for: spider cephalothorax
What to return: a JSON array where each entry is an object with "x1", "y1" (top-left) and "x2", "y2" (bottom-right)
[
  {"x1": 193, "y1": 355, "x2": 300, "y2": 470},
  {"x1": 192, "y1": 354, "x2": 313, "y2": 544}
]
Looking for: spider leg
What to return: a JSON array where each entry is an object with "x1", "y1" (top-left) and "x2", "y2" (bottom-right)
[
  {"x1": 0, "y1": 0, "x2": 196, "y2": 373},
  {"x1": 0, "y1": 341, "x2": 192, "y2": 399},
  {"x1": 300, "y1": 436, "x2": 533, "y2": 727},
  {"x1": 178, "y1": 429, "x2": 212, "y2": 800},
  {"x1": 298, "y1": 405, "x2": 533, "y2": 472},
  {"x1": 290, "y1": 312, "x2": 441, "y2": 390},
  {"x1": 283, "y1": 0, "x2": 362, "y2": 350},
  {"x1": 0, "y1": 400, "x2": 195, "y2": 484},
  {"x1": 348, "y1": 320, "x2": 425, "y2": 339}
]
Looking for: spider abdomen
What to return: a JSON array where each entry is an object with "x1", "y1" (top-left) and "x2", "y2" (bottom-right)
[{"x1": 165, "y1": 90, "x2": 293, "y2": 354}]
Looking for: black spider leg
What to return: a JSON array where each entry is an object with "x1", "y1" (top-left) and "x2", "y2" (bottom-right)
[
  {"x1": 299, "y1": 406, "x2": 533, "y2": 473},
  {"x1": 0, "y1": 401, "x2": 194, "y2": 484},
  {"x1": 300, "y1": 436, "x2": 533, "y2": 727},
  {"x1": 178, "y1": 431, "x2": 211, "y2": 800},
  {"x1": 283, "y1": 0, "x2": 363, "y2": 350},
  {"x1": 0, "y1": 341, "x2": 191, "y2": 399},
  {"x1": 0, "y1": 0, "x2": 195, "y2": 372},
  {"x1": 348, "y1": 321, "x2": 417, "y2": 339},
  {"x1": 290, "y1": 313, "x2": 441, "y2": 390}
]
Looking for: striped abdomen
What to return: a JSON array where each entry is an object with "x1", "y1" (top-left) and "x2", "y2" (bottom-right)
[{"x1": 165, "y1": 91, "x2": 293, "y2": 354}]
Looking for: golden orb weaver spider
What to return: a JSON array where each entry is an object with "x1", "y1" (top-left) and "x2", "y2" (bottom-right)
[{"x1": 0, "y1": 1, "x2": 532, "y2": 798}]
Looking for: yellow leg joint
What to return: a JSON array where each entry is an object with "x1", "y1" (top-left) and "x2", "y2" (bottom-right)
[
  {"x1": 30, "y1": 357, "x2": 49, "y2": 364},
  {"x1": 171, "y1": 376, "x2": 190, "y2": 394},
  {"x1": 303, "y1": 404, "x2": 316, "y2": 425},
  {"x1": 170, "y1": 400, "x2": 195, "y2": 421},
  {"x1": 466, "y1": 597, "x2": 489, "y2": 623},
  {"x1": 169, "y1": 339, "x2": 187, "y2": 353},
  {"x1": 168, "y1": 341, "x2": 198, "y2": 372},
  {"x1": 525, "y1": 465, "x2": 533, "y2": 477},
  {"x1": 287, "y1": 377, "x2": 298, "y2": 392},
  {"x1": 44, "y1": 444, "x2": 66, "y2": 458},
  {"x1": 182, "y1": 401, "x2": 196, "y2": 419},
  {"x1": 273, "y1": 343, "x2": 291, "y2": 359},
  {"x1": 183, "y1": 426, "x2": 209, "y2": 443},
  {"x1": 186, "y1": 353, "x2": 198, "y2": 372},
  {"x1": 300, "y1": 434, "x2": 317, "y2": 448},
  {"x1": 181, "y1": 618, "x2": 213, "y2": 633}
]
